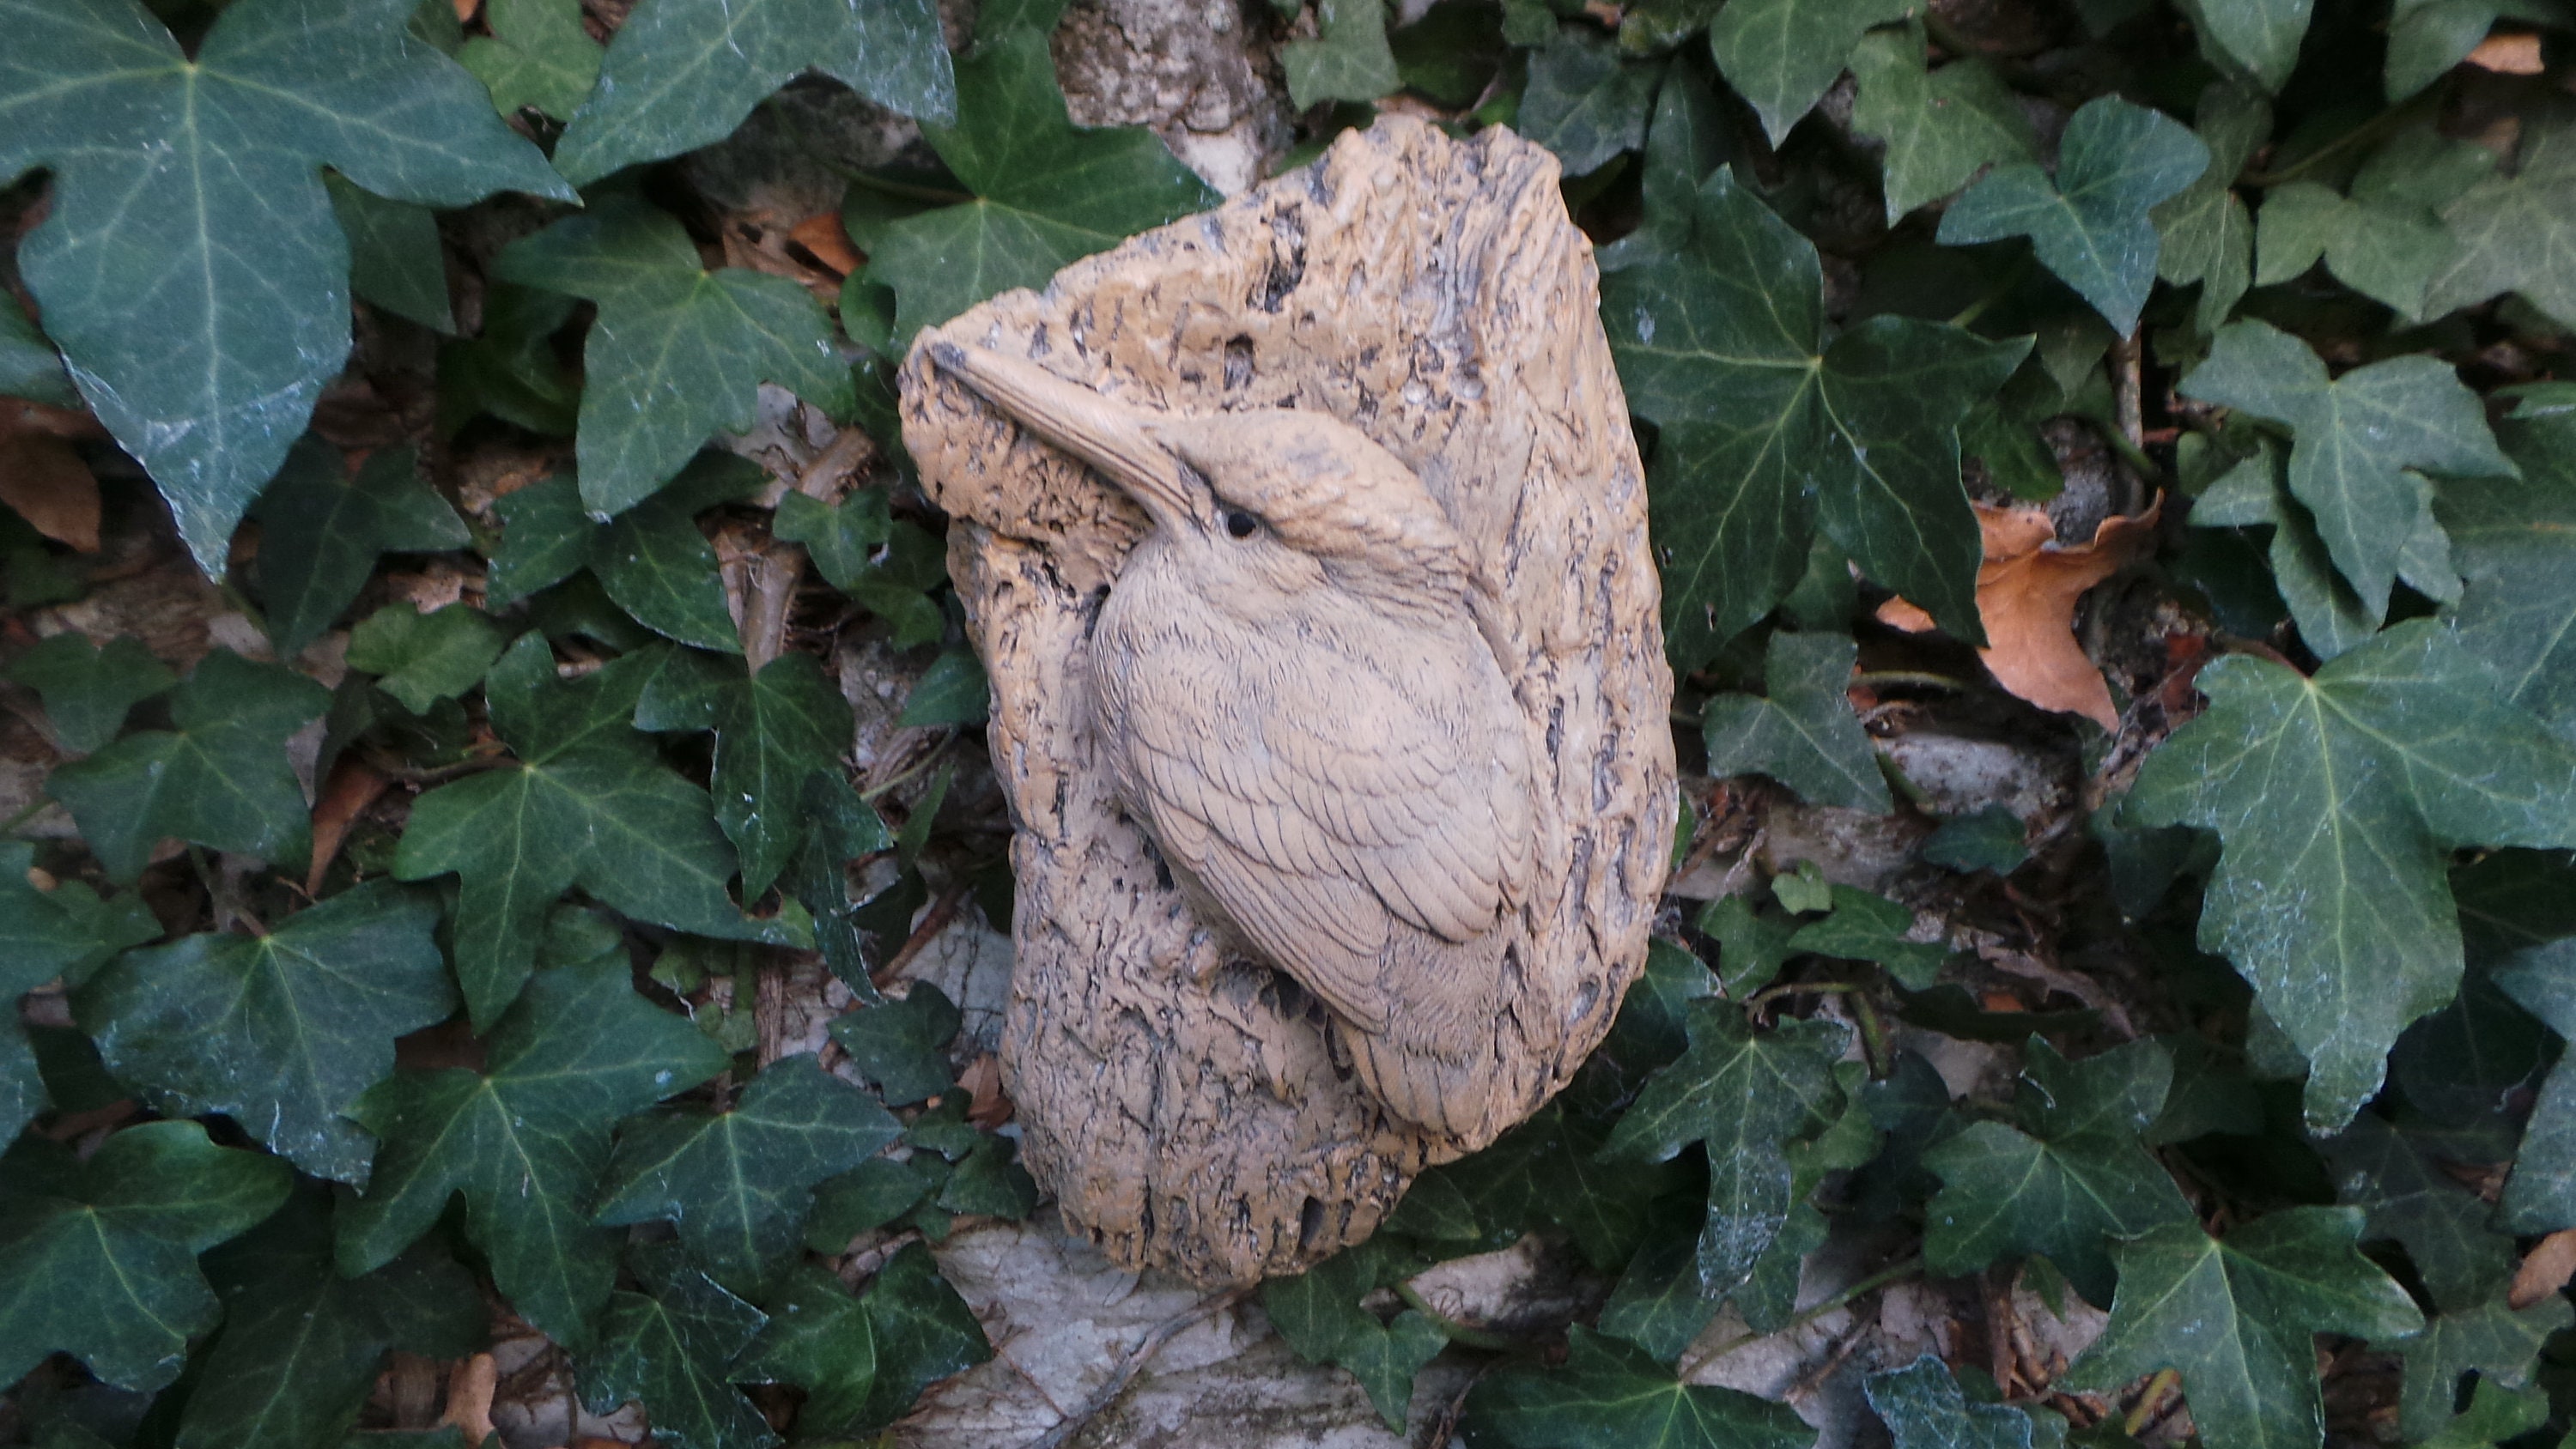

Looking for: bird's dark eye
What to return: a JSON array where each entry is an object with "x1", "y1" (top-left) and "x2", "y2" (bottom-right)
[{"x1": 1224, "y1": 509, "x2": 1259, "y2": 539}]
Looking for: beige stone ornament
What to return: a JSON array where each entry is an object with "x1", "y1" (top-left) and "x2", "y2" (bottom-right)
[{"x1": 897, "y1": 117, "x2": 1675, "y2": 1285}]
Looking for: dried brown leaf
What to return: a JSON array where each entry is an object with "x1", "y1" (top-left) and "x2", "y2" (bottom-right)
[
  {"x1": 0, "y1": 421, "x2": 100, "y2": 552},
  {"x1": 2467, "y1": 33, "x2": 2546, "y2": 74},
  {"x1": 788, "y1": 212, "x2": 863, "y2": 277},
  {"x1": 440, "y1": 1353, "x2": 499, "y2": 1445},
  {"x1": 307, "y1": 756, "x2": 392, "y2": 894},
  {"x1": 2510, "y1": 1228, "x2": 2576, "y2": 1308}
]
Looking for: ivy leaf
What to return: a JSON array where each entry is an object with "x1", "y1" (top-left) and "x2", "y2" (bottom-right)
[
  {"x1": 436, "y1": 282, "x2": 581, "y2": 437},
  {"x1": 4, "y1": 634, "x2": 175, "y2": 755},
  {"x1": 1789, "y1": 887, "x2": 1950, "y2": 989},
  {"x1": 337, "y1": 955, "x2": 732, "y2": 1349},
  {"x1": 1601, "y1": 1003, "x2": 1848, "y2": 1295},
  {"x1": 45, "y1": 650, "x2": 332, "y2": 884},
  {"x1": 1596, "y1": 63, "x2": 1728, "y2": 275},
  {"x1": 2188, "y1": 0, "x2": 2313, "y2": 89},
  {"x1": 1283, "y1": 0, "x2": 1400, "y2": 109},
  {"x1": 1850, "y1": 23, "x2": 2038, "y2": 223},
  {"x1": 704, "y1": 655, "x2": 857, "y2": 900},
  {"x1": 2253, "y1": 130, "x2": 2488, "y2": 316},
  {"x1": 1265, "y1": 1242, "x2": 1448, "y2": 1429},
  {"x1": 2060, "y1": 1208, "x2": 2424, "y2": 1449},
  {"x1": 177, "y1": 1188, "x2": 484, "y2": 1449},
  {"x1": 2189, "y1": 438, "x2": 2385, "y2": 658},
  {"x1": 459, "y1": 0, "x2": 602, "y2": 120},
  {"x1": 2153, "y1": 85, "x2": 2270, "y2": 334},
  {"x1": 899, "y1": 648, "x2": 990, "y2": 728},
  {"x1": 2129, "y1": 621, "x2": 2576, "y2": 1130},
  {"x1": 486, "y1": 455, "x2": 766, "y2": 652},
  {"x1": 2421, "y1": 109, "x2": 2576, "y2": 330},
  {"x1": 394, "y1": 635, "x2": 757, "y2": 1028},
  {"x1": 0, "y1": 842, "x2": 159, "y2": 1143},
  {"x1": 1867, "y1": 1356, "x2": 2043, "y2": 1449},
  {"x1": 862, "y1": 0, "x2": 1218, "y2": 340},
  {"x1": 346, "y1": 604, "x2": 510, "y2": 714},
  {"x1": 552, "y1": 0, "x2": 953, "y2": 187},
  {"x1": 1462, "y1": 1325, "x2": 1817, "y2": 1449},
  {"x1": 2386, "y1": 1290, "x2": 2575, "y2": 1440},
  {"x1": 2319, "y1": 1113, "x2": 2514, "y2": 1311},
  {"x1": 2436, "y1": 388, "x2": 2576, "y2": 742},
  {"x1": 737, "y1": 1264, "x2": 878, "y2": 1434},
  {"x1": 2385, "y1": 1, "x2": 2521, "y2": 100},
  {"x1": 1702, "y1": 632, "x2": 1891, "y2": 814},
  {"x1": 253, "y1": 441, "x2": 473, "y2": 659},
  {"x1": 594, "y1": 1054, "x2": 901, "y2": 1292},
  {"x1": 1709, "y1": 0, "x2": 1911, "y2": 146},
  {"x1": 844, "y1": 1241, "x2": 990, "y2": 1430},
  {"x1": 0, "y1": 1120, "x2": 293, "y2": 1392},
  {"x1": 0, "y1": 0, "x2": 570, "y2": 573},
  {"x1": 829, "y1": 984, "x2": 961, "y2": 1106},
  {"x1": 322, "y1": 175, "x2": 453, "y2": 333},
  {"x1": 1598, "y1": 1230, "x2": 1722, "y2": 1363},
  {"x1": 496, "y1": 197, "x2": 853, "y2": 518},
  {"x1": 1606, "y1": 170, "x2": 2026, "y2": 664},
  {"x1": 76, "y1": 881, "x2": 453, "y2": 1186},
  {"x1": 1923, "y1": 1037, "x2": 2196, "y2": 1306},
  {"x1": 773, "y1": 490, "x2": 947, "y2": 646},
  {"x1": 1516, "y1": 28, "x2": 1658, "y2": 176},
  {"x1": 576, "y1": 1244, "x2": 775, "y2": 1449},
  {"x1": 2486, "y1": 909, "x2": 2576, "y2": 1229},
  {"x1": 0, "y1": 292, "x2": 76, "y2": 406},
  {"x1": 1937, "y1": 96, "x2": 2209, "y2": 335}
]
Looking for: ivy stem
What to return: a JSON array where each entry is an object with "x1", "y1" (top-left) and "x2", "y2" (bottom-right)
[
  {"x1": 1747, "y1": 980, "x2": 1864, "y2": 1014},
  {"x1": 1395, "y1": 1282, "x2": 1523, "y2": 1350},
  {"x1": 1947, "y1": 254, "x2": 2033, "y2": 330},
  {"x1": 1677, "y1": 1257, "x2": 1925, "y2": 1380},
  {"x1": 1851, "y1": 670, "x2": 1971, "y2": 692},
  {"x1": 2124, "y1": 1367, "x2": 2184, "y2": 1434},
  {"x1": 2239, "y1": 82, "x2": 2446, "y2": 190}
]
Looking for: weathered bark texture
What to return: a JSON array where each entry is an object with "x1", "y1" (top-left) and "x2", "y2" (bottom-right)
[{"x1": 897, "y1": 117, "x2": 1675, "y2": 1284}]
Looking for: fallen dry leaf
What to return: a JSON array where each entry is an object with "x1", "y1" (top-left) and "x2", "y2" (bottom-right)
[
  {"x1": 960, "y1": 1052, "x2": 1015, "y2": 1130},
  {"x1": 0, "y1": 413, "x2": 100, "y2": 551},
  {"x1": 1880, "y1": 500, "x2": 2161, "y2": 731},
  {"x1": 307, "y1": 756, "x2": 391, "y2": 895},
  {"x1": 2510, "y1": 1228, "x2": 2576, "y2": 1308},
  {"x1": 788, "y1": 211, "x2": 864, "y2": 277},
  {"x1": 2467, "y1": 32, "x2": 2546, "y2": 74},
  {"x1": 440, "y1": 1353, "x2": 499, "y2": 1445}
]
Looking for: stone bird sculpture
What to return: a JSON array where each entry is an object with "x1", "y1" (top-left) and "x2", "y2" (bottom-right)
[{"x1": 929, "y1": 341, "x2": 1540, "y2": 1140}]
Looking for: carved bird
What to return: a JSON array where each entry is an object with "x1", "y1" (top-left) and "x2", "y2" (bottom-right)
[{"x1": 931, "y1": 342, "x2": 1539, "y2": 1141}]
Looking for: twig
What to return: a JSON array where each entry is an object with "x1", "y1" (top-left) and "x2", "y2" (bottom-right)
[
  {"x1": 1017, "y1": 1285, "x2": 1255, "y2": 1449},
  {"x1": 872, "y1": 878, "x2": 974, "y2": 987},
  {"x1": 1676, "y1": 1258, "x2": 1923, "y2": 1381},
  {"x1": 2110, "y1": 330, "x2": 2146, "y2": 517},
  {"x1": 2123, "y1": 1367, "x2": 2183, "y2": 1436},
  {"x1": 744, "y1": 427, "x2": 878, "y2": 673},
  {"x1": 1396, "y1": 1282, "x2": 1522, "y2": 1350}
]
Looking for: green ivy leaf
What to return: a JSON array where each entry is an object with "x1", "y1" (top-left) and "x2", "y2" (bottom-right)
[
  {"x1": 45, "y1": 649, "x2": 331, "y2": 883},
  {"x1": 436, "y1": 282, "x2": 581, "y2": 437},
  {"x1": 842, "y1": 1241, "x2": 990, "y2": 1431},
  {"x1": 863, "y1": 0, "x2": 1219, "y2": 340},
  {"x1": 2421, "y1": 109, "x2": 2576, "y2": 330},
  {"x1": 1850, "y1": 24, "x2": 2038, "y2": 224},
  {"x1": 1601, "y1": 1003, "x2": 1848, "y2": 1294},
  {"x1": 1596, "y1": 64, "x2": 1728, "y2": 275},
  {"x1": 1516, "y1": 28, "x2": 1659, "y2": 176},
  {"x1": 2128, "y1": 621, "x2": 2576, "y2": 1130},
  {"x1": 576, "y1": 1243, "x2": 775, "y2": 1449},
  {"x1": 76, "y1": 881, "x2": 453, "y2": 1185},
  {"x1": 899, "y1": 648, "x2": 990, "y2": 728},
  {"x1": 1606, "y1": 170, "x2": 2026, "y2": 664},
  {"x1": 1923, "y1": 805, "x2": 2030, "y2": 874},
  {"x1": 2385, "y1": 1289, "x2": 2575, "y2": 1441},
  {"x1": 496, "y1": 197, "x2": 851, "y2": 518},
  {"x1": 459, "y1": 0, "x2": 601, "y2": 120},
  {"x1": 0, "y1": 842, "x2": 159, "y2": 1143},
  {"x1": 737, "y1": 1264, "x2": 878, "y2": 1434},
  {"x1": 0, "y1": 0, "x2": 570, "y2": 573},
  {"x1": 1937, "y1": 96, "x2": 2209, "y2": 334},
  {"x1": 346, "y1": 604, "x2": 509, "y2": 714},
  {"x1": 2319, "y1": 1113, "x2": 2514, "y2": 1312},
  {"x1": 2385, "y1": 0, "x2": 2525, "y2": 100},
  {"x1": 2060, "y1": 1208, "x2": 2424, "y2": 1449},
  {"x1": 1709, "y1": 0, "x2": 1911, "y2": 146},
  {"x1": 1597, "y1": 1230, "x2": 1722, "y2": 1363},
  {"x1": 0, "y1": 1120, "x2": 293, "y2": 1392},
  {"x1": 394, "y1": 634, "x2": 757, "y2": 1027},
  {"x1": 773, "y1": 490, "x2": 947, "y2": 646},
  {"x1": 552, "y1": 0, "x2": 953, "y2": 187},
  {"x1": 253, "y1": 441, "x2": 473, "y2": 659},
  {"x1": 2437, "y1": 389, "x2": 2576, "y2": 743},
  {"x1": 1463, "y1": 1325, "x2": 1817, "y2": 1449},
  {"x1": 1788, "y1": 886, "x2": 1950, "y2": 989},
  {"x1": 323, "y1": 174, "x2": 454, "y2": 334},
  {"x1": 2188, "y1": 438, "x2": 2384, "y2": 658},
  {"x1": 1284, "y1": 0, "x2": 1400, "y2": 109},
  {"x1": 2488, "y1": 911, "x2": 2576, "y2": 1229},
  {"x1": 0, "y1": 292, "x2": 76, "y2": 406},
  {"x1": 594, "y1": 1054, "x2": 900, "y2": 1291},
  {"x1": 1698, "y1": 896, "x2": 1795, "y2": 997},
  {"x1": 2253, "y1": 130, "x2": 2487, "y2": 316},
  {"x1": 1923, "y1": 1037, "x2": 2196, "y2": 1306},
  {"x1": 2186, "y1": 0, "x2": 2312, "y2": 89},
  {"x1": 1265, "y1": 1242, "x2": 1448, "y2": 1429},
  {"x1": 1867, "y1": 1356, "x2": 2043, "y2": 1449},
  {"x1": 2152, "y1": 85, "x2": 2269, "y2": 334},
  {"x1": 1702, "y1": 632, "x2": 1891, "y2": 813},
  {"x1": 592, "y1": 470, "x2": 767, "y2": 652},
  {"x1": 829, "y1": 984, "x2": 961, "y2": 1106},
  {"x1": 337, "y1": 955, "x2": 732, "y2": 1349},
  {"x1": 4, "y1": 634, "x2": 176, "y2": 755},
  {"x1": 703, "y1": 655, "x2": 857, "y2": 899}
]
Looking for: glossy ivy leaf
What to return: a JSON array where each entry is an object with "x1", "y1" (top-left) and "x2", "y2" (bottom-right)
[
  {"x1": 394, "y1": 635, "x2": 758, "y2": 1027},
  {"x1": 1598, "y1": 1229, "x2": 1722, "y2": 1363},
  {"x1": 2386, "y1": 1290, "x2": 2574, "y2": 1440},
  {"x1": 77, "y1": 881, "x2": 453, "y2": 1186},
  {"x1": 178, "y1": 1188, "x2": 484, "y2": 1449},
  {"x1": 253, "y1": 441, "x2": 472, "y2": 659},
  {"x1": 1849, "y1": 24, "x2": 2037, "y2": 224},
  {"x1": 1607, "y1": 170, "x2": 2026, "y2": 664},
  {"x1": 338, "y1": 956, "x2": 732, "y2": 1349},
  {"x1": 2385, "y1": 1, "x2": 2522, "y2": 100},
  {"x1": 2488, "y1": 917, "x2": 2576, "y2": 1230},
  {"x1": 496, "y1": 197, "x2": 853, "y2": 519},
  {"x1": 1595, "y1": 63, "x2": 1728, "y2": 275},
  {"x1": 45, "y1": 649, "x2": 331, "y2": 883},
  {"x1": 1788, "y1": 886, "x2": 1949, "y2": 989},
  {"x1": 2319, "y1": 1113, "x2": 2515, "y2": 1311},
  {"x1": 1867, "y1": 1356, "x2": 2041, "y2": 1449},
  {"x1": 0, "y1": 292, "x2": 76, "y2": 406},
  {"x1": 1709, "y1": 0, "x2": 1910, "y2": 146},
  {"x1": 4, "y1": 634, "x2": 175, "y2": 755},
  {"x1": 595, "y1": 1054, "x2": 901, "y2": 1291},
  {"x1": 323, "y1": 174, "x2": 453, "y2": 334},
  {"x1": 552, "y1": 0, "x2": 952, "y2": 187},
  {"x1": 1923, "y1": 1037, "x2": 2196, "y2": 1305},
  {"x1": 2189, "y1": 437, "x2": 2385, "y2": 658},
  {"x1": 1937, "y1": 96, "x2": 2209, "y2": 335},
  {"x1": 2188, "y1": 0, "x2": 2312, "y2": 89},
  {"x1": 773, "y1": 489, "x2": 948, "y2": 646},
  {"x1": 2152, "y1": 85, "x2": 2269, "y2": 334},
  {"x1": 577, "y1": 1244, "x2": 775, "y2": 1449},
  {"x1": 346, "y1": 603, "x2": 509, "y2": 714},
  {"x1": 1462, "y1": 1325, "x2": 1816, "y2": 1449},
  {"x1": 829, "y1": 984, "x2": 962, "y2": 1106},
  {"x1": 1601, "y1": 1003, "x2": 1848, "y2": 1294},
  {"x1": 1264, "y1": 1242, "x2": 1448, "y2": 1429},
  {"x1": 706, "y1": 655, "x2": 858, "y2": 899},
  {"x1": 1699, "y1": 895, "x2": 1795, "y2": 997},
  {"x1": 1923, "y1": 805, "x2": 2030, "y2": 875},
  {"x1": 1284, "y1": 0, "x2": 1400, "y2": 109},
  {"x1": 843, "y1": 1241, "x2": 991, "y2": 1430},
  {"x1": 2253, "y1": 130, "x2": 2488, "y2": 317},
  {"x1": 1703, "y1": 632, "x2": 1890, "y2": 813},
  {"x1": 737, "y1": 1264, "x2": 878, "y2": 1434},
  {"x1": 864, "y1": 0, "x2": 1218, "y2": 340},
  {"x1": 486, "y1": 454, "x2": 765, "y2": 652},
  {"x1": 2421, "y1": 110, "x2": 2576, "y2": 330},
  {"x1": 900, "y1": 648, "x2": 991, "y2": 728},
  {"x1": 436, "y1": 282, "x2": 580, "y2": 437},
  {"x1": 2061, "y1": 1209, "x2": 2424, "y2": 1449},
  {"x1": 0, "y1": 1121, "x2": 292, "y2": 1392},
  {"x1": 0, "y1": 0, "x2": 569, "y2": 574},
  {"x1": 2127, "y1": 621, "x2": 2576, "y2": 1130},
  {"x1": 1517, "y1": 28, "x2": 1658, "y2": 176},
  {"x1": 0, "y1": 841, "x2": 159, "y2": 1143},
  {"x1": 459, "y1": 0, "x2": 601, "y2": 120},
  {"x1": 2437, "y1": 389, "x2": 2576, "y2": 743}
]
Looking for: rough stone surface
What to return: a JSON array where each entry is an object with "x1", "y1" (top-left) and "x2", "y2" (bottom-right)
[
  {"x1": 898, "y1": 118, "x2": 1675, "y2": 1284},
  {"x1": 1053, "y1": 0, "x2": 1291, "y2": 194}
]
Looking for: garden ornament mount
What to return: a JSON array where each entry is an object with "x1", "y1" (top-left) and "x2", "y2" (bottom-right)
[{"x1": 899, "y1": 118, "x2": 1676, "y2": 1285}]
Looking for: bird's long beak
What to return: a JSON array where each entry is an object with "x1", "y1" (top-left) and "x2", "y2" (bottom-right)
[{"x1": 927, "y1": 343, "x2": 1201, "y2": 532}]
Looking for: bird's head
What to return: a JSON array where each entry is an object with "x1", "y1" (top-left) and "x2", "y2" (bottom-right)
[{"x1": 930, "y1": 343, "x2": 1469, "y2": 609}]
